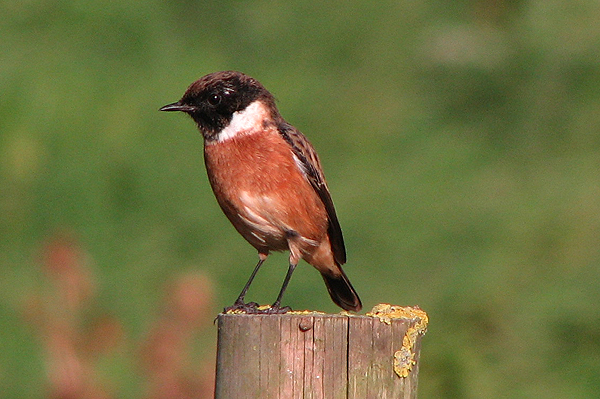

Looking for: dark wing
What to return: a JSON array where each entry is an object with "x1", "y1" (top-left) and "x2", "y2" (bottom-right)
[{"x1": 279, "y1": 122, "x2": 347, "y2": 265}]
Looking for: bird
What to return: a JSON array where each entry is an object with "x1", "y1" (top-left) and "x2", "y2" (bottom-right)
[{"x1": 160, "y1": 71, "x2": 362, "y2": 313}]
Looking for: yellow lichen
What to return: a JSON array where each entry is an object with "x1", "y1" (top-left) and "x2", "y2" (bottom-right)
[
  {"x1": 224, "y1": 308, "x2": 245, "y2": 314},
  {"x1": 393, "y1": 348, "x2": 415, "y2": 378},
  {"x1": 366, "y1": 304, "x2": 428, "y2": 378},
  {"x1": 223, "y1": 306, "x2": 325, "y2": 315},
  {"x1": 287, "y1": 309, "x2": 325, "y2": 315}
]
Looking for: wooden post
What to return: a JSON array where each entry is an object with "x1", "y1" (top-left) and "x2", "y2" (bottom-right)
[{"x1": 214, "y1": 304, "x2": 428, "y2": 399}]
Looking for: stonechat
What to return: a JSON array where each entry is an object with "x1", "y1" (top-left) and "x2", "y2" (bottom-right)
[{"x1": 160, "y1": 71, "x2": 362, "y2": 313}]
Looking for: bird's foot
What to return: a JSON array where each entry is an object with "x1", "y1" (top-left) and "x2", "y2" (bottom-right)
[
  {"x1": 261, "y1": 304, "x2": 292, "y2": 314},
  {"x1": 223, "y1": 301, "x2": 260, "y2": 314},
  {"x1": 223, "y1": 301, "x2": 291, "y2": 314}
]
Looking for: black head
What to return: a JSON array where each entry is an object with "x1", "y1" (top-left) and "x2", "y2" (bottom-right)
[{"x1": 160, "y1": 71, "x2": 277, "y2": 140}]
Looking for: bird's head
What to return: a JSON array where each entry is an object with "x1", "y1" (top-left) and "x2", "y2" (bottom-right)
[{"x1": 160, "y1": 71, "x2": 278, "y2": 141}]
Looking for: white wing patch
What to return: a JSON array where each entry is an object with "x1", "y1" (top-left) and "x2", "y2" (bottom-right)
[{"x1": 292, "y1": 153, "x2": 308, "y2": 177}]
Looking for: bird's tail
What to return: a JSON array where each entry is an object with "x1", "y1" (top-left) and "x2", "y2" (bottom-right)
[{"x1": 321, "y1": 267, "x2": 362, "y2": 312}]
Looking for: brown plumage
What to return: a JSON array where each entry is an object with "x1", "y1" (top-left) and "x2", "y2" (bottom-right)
[{"x1": 160, "y1": 71, "x2": 361, "y2": 312}]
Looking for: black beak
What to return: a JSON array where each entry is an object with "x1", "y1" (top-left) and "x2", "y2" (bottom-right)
[{"x1": 159, "y1": 101, "x2": 196, "y2": 112}]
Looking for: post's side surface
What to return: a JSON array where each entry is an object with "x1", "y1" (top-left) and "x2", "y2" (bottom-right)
[
  {"x1": 347, "y1": 316, "x2": 425, "y2": 399},
  {"x1": 215, "y1": 313, "x2": 349, "y2": 399},
  {"x1": 214, "y1": 306, "x2": 427, "y2": 399}
]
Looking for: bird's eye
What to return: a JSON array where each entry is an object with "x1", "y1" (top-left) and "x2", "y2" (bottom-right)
[{"x1": 208, "y1": 93, "x2": 221, "y2": 106}]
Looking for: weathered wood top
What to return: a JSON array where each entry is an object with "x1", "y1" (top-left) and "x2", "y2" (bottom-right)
[{"x1": 215, "y1": 304, "x2": 428, "y2": 399}]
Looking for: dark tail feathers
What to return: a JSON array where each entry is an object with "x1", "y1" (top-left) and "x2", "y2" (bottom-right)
[{"x1": 322, "y1": 268, "x2": 362, "y2": 312}]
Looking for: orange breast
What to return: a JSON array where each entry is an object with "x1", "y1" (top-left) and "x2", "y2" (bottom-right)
[{"x1": 203, "y1": 129, "x2": 329, "y2": 254}]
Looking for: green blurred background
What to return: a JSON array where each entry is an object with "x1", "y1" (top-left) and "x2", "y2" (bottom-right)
[{"x1": 2, "y1": 0, "x2": 600, "y2": 397}]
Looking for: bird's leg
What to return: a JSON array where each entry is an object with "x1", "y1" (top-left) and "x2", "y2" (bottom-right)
[
  {"x1": 268, "y1": 261, "x2": 297, "y2": 314},
  {"x1": 224, "y1": 253, "x2": 267, "y2": 313},
  {"x1": 266, "y1": 236, "x2": 302, "y2": 314},
  {"x1": 234, "y1": 256, "x2": 265, "y2": 305}
]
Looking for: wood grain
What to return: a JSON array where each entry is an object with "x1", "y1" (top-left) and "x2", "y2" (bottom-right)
[{"x1": 215, "y1": 308, "x2": 427, "y2": 399}]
